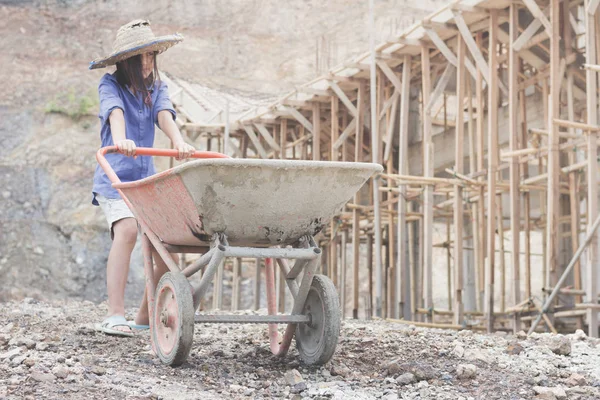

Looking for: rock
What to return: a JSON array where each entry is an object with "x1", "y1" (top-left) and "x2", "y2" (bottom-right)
[
  {"x1": 507, "y1": 342, "x2": 524, "y2": 355},
  {"x1": 10, "y1": 355, "x2": 26, "y2": 366},
  {"x1": 30, "y1": 372, "x2": 56, "y2": 382},
  {"x1": 572, "y1": 329, "x2": 587, "y2": 341},
  {"x1": 534, "y1": 374, "x2": 549, "y2": 386},
  {"x1": 550, "y1": 337, "x2": 571, "y2": 356},
  {"x1": 23, "y1": 358, "x2": 35, "y2": 368},
  {"x1": 458, "y1": 330, "x2": 473, "y2": 337},
  {"x1": 456, "y1": 364, "x2": 477, "y2": 379},
  {"x1": 52, "y1": 366, "x2": 69, "y2": 379},
  {"x1": 386, "y1": 360, "x2": 402, "y2": 375},
  {"x1": 219, "y1": 327, "x2": 228, "y2": 334},
  {"x1": 290, "y1": 382, "x2": 307, "y2": 394},
  {"x1": 452, "y1": 344, "x2": 465, "y2": 358},
  {"x1": 90, "y1": 366, "x2": 105, "y2": 376},
  {"x1": 9, "y1": 337, "x2": 35, "y2": 349},
  {"x1": 229, "y1": 384, "x2": 243, "y2": 392},
  {"x1": 566, "y1": 373, "x2": 587, "y2": 387},
  {"x1": 0, "y1": 348, "x2": 21, "y2": 361},
  {"x1": 396, "y1": 373, "x2": 415, "y2": 385},
  {"x1": 284, "y1": 369, "x2": 304, "y2": 386},
  {"x1": 516, "y1": 330, "x2": 528, "y2": 340},
  {"x1": 331, "y1": 364, "x2": 350, "y2": 377},
  {"x1": 35, "y1": 343, "x2": 49, "y2": 351},
  {"x1": 533, "y1": 386, "x2": 567, "y2": 400}
]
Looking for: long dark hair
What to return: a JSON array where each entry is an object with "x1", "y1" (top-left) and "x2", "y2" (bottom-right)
[{"x1": 114, "y1": 52, "x2": 161, "y2": 107}]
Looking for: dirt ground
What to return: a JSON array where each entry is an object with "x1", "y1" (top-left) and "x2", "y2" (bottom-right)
[{"x1": 1, "y1": 298, "x2": 600, "y2": 399}]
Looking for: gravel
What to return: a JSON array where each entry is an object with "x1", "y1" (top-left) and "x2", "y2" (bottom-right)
[{"x1": 1, "y1": 298, "x2": 600, "y2": 399}]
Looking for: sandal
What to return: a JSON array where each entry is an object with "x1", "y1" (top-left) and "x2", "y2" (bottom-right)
[{"x1": 95, "y1": 315, "x2": 134, "y2": 337}]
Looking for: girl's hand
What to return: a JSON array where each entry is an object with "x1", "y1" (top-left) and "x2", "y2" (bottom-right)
[
  {"x1": 175, "y1": 142, "x2": 196, "y2": 160},
  {"x1": 116, "y1": 139, "x2": 136, "y2": 157}
]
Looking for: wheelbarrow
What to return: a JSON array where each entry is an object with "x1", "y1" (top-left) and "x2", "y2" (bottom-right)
[{"x1": 97, "y1": 146, "x2": 383, "y2": 366}]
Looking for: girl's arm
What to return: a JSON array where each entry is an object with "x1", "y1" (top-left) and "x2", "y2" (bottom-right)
[
  {"x1": 157, "y1": 110, "x2": 195, "y2": 159},
  {"x1": 109, "y1": 109, "x2": 136, "y2": 157}
]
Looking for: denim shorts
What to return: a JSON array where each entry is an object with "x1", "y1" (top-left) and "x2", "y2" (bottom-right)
[{"x1": 95, "y1": 194, "x2": 136, "y2": 239}]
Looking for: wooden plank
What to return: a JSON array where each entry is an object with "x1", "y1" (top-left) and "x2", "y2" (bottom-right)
[
  {"x1": 453, "y1": 35, "x2": 465, "y2": 326},
  {"x1": 242, "y1": 124, "x2": 268, "y2": 159},
  {"x1": 424, "y1": 28, "x2": 478, "y2": 81},
  {"x1": 508, "y1": 3, "x2": 521, "y2": 332},
  {"x1": 280, "y1": 119, "x2": 287, "y2": 159},
  {"x1": 454, "y1": 12, "x2": 508, "y2": 96},
  {"x1": 396, "y1": 55, "x2": 411, "y2": 319},
  {"x1": 331, "y1": 97, "x2": 339, "y2": 161},
  {"x1": 513, "y1": 5, "x2": 550, "y2": 52},
  {"x1": 453, "y1": 12, "x2": 491, "y2": 85},
  {"x1": 376, "y1": 60, "x2": 403, "y2": 93},
  {"x1": 485, "y1": 10, "x2": 499, "y2": 333},
  {"x1": 329, "y1": 80, "x2": 358, "y2": 117},
  {"x1": 333, "y1": 118, "x2": 356, "y2": 150},
  {"x1": 425, "y1": 63, "x2": 455, "y2": 114},
  {"x1": 588, "y1": 0, "x2": 600, "y2": 15},
  {"x1": 312, "y1": 103, "x2": 321, "y2": 161},
  {"x1": 383, "y1": 91, "x2": 399, "y2": 164},
  {"x1": 585, "y1": 0, "x2": 599, "y2": 337},
  {"x1": 254, "y1": 123, "x2": 281, "y2": 152},
  {"x1": 522, "y1": 0, "x2": 553, "y2": 36},
  {"x1": 284, "y1": 106, "x2": 313, "y2": 133},
  {"x1": 379, "y1": 89, "x2": 400, "y2": 120}
]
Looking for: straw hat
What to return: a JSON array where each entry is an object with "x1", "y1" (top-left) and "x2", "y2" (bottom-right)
[{"x1": 89, "y1": 19, "x2": 183, "y2": 70}]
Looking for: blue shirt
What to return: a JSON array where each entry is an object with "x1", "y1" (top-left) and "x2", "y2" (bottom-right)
[{"x1": 92, "y1": 73, "x2": 176, "y2": 205}]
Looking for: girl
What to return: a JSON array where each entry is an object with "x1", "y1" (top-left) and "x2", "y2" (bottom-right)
[{"x1": 90, "y1": 20, "x2": 195, "y2": 336}]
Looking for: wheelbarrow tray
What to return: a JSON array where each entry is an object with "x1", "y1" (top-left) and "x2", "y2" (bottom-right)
[{"x1": 113, "y1": 158, "x2": 382, "y2": 247}]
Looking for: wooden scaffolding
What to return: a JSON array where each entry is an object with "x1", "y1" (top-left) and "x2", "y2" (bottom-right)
[{"x1": 177, "y1": 0, "x2": 600, "y2": 337}]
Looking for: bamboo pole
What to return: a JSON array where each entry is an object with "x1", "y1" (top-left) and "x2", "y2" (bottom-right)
[
  {"x1": 585, "y1": 0, "x2": 599, "y2": 338},
  {"x1": 397, "y1": 55, "x2": 411, "y2": 319},
  {"x1": 369, "y1": 0, "x2": 384, "y2": 318},
  {"x1": 453, "y1": 35, "x2": 465, "y2": 324},
  {"x1": 421, "y1": 44, "x2": 434, "y2": 322},
  {"x1": 466, "y1": 71, "x2": 478, "y2": 313},
  {"x1": 486, "y1": 10, "x2": 499, "y2": 333},
  {"x1": 353, "y1": 83, "x2": 366, "y2": 319},
  {"x1": 520, "y1": 59, "x2": 532, "y2": 302},
  {"x1": 528, "y1": 213, "x2": 600, "y2": 335},
  {"x1": 476, "y1": 32, "x2": 486, "y2": 313},
  {"x1": 330, "y1": 98, "x2": 339, "y2": 288},
  {"x1": 341, "y1": 230, "x2": 347, "y2": 319},
  {"x1": 546, "y1": 0, "x2": 561, "y2": 303},
  {"x1": 385, "y1": 83, "x2": 395, "y2": 319},
  {"x1": 508, "y1": 2, "x2": 522, "y2": 332}
]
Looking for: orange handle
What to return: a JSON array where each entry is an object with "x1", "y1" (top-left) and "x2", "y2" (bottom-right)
[{"x1": 96, "y1": 146, "x2": 230, "y2": 185}]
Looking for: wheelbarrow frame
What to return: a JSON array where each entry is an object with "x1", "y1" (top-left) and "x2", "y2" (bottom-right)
[{"x1": 96, "y1": 146, "x2": 337, "y2": 363}]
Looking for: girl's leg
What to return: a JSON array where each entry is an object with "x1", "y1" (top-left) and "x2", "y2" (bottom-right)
[
  {"x1": 135, "y1": 251, "x2": 179, "y2": 325},
  {"x1": 106, "y1": 217, "x2": 138, "y2": 332}
]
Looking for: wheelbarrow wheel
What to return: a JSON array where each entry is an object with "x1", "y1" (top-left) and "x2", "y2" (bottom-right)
[
  {"x1": 295, "y1": 274, "x2": 341, "y2": 365},
  {"x1": 152, "y1": 272, "x2": 194, "y2": 366}
]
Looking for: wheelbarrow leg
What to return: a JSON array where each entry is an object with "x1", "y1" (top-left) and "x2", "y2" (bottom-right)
[
  {"x1": 267, "y1": 255, "x2": 320, "y2": 356},
  {"x1": 141, "y1": 234, "x2": 157, "y2": 352},
  {"x1": 191, "y1": 245, "x2": 225, "y2": 311}
]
